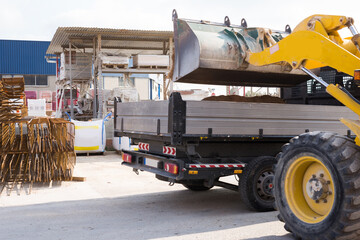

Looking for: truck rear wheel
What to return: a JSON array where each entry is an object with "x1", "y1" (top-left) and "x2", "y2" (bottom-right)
[
  {"x1": 182, "y1": 180, "x2": 212, "y2": 191},
  {"x1": 275, "y1": 132, "x2": 360, "y2": 240},
  {"x1": 239, "y1": 156, "x2": 276, "y2": 212}
]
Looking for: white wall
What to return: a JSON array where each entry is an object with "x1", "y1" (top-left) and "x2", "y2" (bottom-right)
[
  {"x1": 104, "y1": 76, "x2": 120, "y2": 90},
  {"x1": 135, "y1": 78, "x2": 149, "y2": 100},
  {"x1": 103, "y1": 76, "x2": 163, "y2": 100}
]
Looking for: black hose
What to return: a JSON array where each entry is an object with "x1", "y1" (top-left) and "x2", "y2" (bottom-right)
[{"x1": 338, "y1": 85, "x2": 360, "y2": 105}]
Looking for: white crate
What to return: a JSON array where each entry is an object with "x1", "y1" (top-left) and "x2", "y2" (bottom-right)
[
  {"x1": 73, "y1": 120, "x2": 106, "y2": 153},
  {"x1": 27, "y1": 99, "x2": 46, "y2": 117},
  {"x1": 100, "y1": 53, "x2": 129, "y2": 65},
  {"x1": 133, "y1": 55, "x2": 169, "y2": 68}
]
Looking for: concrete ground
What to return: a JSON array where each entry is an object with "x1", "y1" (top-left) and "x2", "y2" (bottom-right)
[{"x1": 0, "y1": 152, "x2": 292, "y2": 240}]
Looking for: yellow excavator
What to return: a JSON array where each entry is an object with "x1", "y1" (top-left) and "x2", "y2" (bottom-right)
[{"x1": 172, "y1": 10, "x2": 360, "y2": 240}]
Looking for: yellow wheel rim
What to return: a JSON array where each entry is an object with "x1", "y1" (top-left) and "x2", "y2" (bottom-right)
[{"x1": 285, "y1": 155, "x2": 335, "y2": 224}]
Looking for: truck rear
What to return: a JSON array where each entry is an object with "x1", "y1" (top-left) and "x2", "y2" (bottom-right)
[{"x1": 114, "y1": 91, "x2": 356, "y2": 211}]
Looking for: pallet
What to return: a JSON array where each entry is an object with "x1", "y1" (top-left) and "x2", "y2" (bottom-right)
[
  {"x1": 102, "y1": 64, "x2": 128, "y2": 69},
  {"x1": 133, "y1": 65, "x2": 169, "y2": 69},
  {"x1": 76, "y1": 152, "x2": 105, "y2": 156},
  {"x1": 70, "y1": 176, "x2": 86, "y2": 182}
]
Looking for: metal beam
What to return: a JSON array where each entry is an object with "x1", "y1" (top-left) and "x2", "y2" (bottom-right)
[
  {"x1": 69, "y1": 36, "x2": 170, "y2": 42},
  {"x1": 102, "y1": 68, "x2": 169, "y2": 74},
  {"x1": 64, "y1": 29, "x2": 171, "y2": 38},
  {"x1": 61, "y1": 45, "x2": 166, "y2": 51}
]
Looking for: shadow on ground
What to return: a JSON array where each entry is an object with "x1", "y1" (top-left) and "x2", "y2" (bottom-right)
[{"x1": 0, "y1": 187, "x2": 290, "y2": 240}]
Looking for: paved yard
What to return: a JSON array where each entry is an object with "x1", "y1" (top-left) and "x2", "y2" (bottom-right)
[{"x1": 0, "y1": 152, "x2": 292, "y2": 240}]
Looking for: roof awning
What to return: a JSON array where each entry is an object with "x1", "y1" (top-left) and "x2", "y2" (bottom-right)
[{"x1": 46, "y1": 27, "x2": 173, "y2": 56}]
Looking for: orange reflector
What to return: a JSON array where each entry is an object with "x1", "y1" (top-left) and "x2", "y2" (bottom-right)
[
  {"x1": 354, "y1": 70, "x2": 360, "y2": 81},
  {"x1": 234, "y1": 170, "x2": 243, "y2": 174},
  {"x1": 122, "y1": 153, "x2": 132, "y2": 163},
  {"x1": 164, "y1": 162, "x2": 178, "y2": 174},
  {"x1": 188, "y1": 170, "x2": 198, "y2": 175}
]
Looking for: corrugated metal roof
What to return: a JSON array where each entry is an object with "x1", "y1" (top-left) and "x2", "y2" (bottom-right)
[
  {"x1": 46, "y1": 27, "x2": 173, "y2": 55},
  {"x1": 0, "y1": 40, "x2": 55, "y2": 75}
]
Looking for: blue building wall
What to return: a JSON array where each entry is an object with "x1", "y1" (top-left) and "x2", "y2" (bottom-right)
[{"x1": 0, "y1": 40, "x2": 55, "y2": 75}]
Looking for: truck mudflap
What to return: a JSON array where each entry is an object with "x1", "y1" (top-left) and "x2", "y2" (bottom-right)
[{"x1": 121, "y1": 150, "x2": 245, "y2": 181}]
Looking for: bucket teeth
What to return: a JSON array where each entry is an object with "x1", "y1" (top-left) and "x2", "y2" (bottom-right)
[{"x1": 0, "y1": 77, "x2": 76, "y2": 195}]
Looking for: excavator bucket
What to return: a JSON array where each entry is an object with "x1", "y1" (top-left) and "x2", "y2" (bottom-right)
[{"x1": 172, "y1": 10, "x2": 309, "y2": 87}]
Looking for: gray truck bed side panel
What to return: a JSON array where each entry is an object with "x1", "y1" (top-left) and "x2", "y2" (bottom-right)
[
  {"x1": 116, "y1": 100, "x2": 357, "y2": 136},
  {"x1": 186, "y1": 101, "x2": 357, "y2": 135},
  {"x1": 116, "y1": 101, "x2": 169, "y2": 134}
]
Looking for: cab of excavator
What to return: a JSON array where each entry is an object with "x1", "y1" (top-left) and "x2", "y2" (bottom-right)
[{"x1": 282, "y1": 66, "x2": 360, "y2": 105}]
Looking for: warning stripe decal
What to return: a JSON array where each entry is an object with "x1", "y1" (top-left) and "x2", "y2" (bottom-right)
[
  {"x1": 138, "y1": 142, "x2": 149, "y2": 151},
  {"x1": 163, "y1": 146, "x2": 176, "y2": 156},
  {"x1": 189, "y1": 164, "x2": 245, "y2": 168}
]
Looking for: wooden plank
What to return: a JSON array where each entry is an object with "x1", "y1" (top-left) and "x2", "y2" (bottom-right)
[{"x1": 70, "y1": 176, "x2": 86, "y2": 182}]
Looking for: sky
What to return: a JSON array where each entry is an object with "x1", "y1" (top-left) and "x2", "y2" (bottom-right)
[
  {"x1": 1, "y1": 0, "x2": 360, "y2": 41},
  {"x1": 1, "y1": 0, "x2": 359, "y2": 95}
]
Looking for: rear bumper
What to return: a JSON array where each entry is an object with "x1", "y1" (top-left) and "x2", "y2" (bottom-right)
[{"x1": 121, "y1": 150, "x2": 245, "y2": 181}]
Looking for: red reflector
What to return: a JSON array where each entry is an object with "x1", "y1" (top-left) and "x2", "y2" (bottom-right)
[
  {"x1": 164, "y1": 162, "x2": 178, "y2": 174},
  {"x1": 122, "y1": 153, "x2": 132, "y2": 163}
]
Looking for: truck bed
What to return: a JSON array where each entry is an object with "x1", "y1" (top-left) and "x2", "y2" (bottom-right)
[
  {"x1": 114, "y1": 93, "x2": 357, "y2": 188},
  {"x1": 115, "y1": 96, "x2": 357, "y2": 138}
]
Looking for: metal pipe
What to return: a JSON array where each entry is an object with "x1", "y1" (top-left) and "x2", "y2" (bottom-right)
[
  {"x1": 348, "y1": 24, "x2": 360, "y2": 52},
  {"x1": 301, "y1": 67, "x2": 329, "y2": 87},
  {"x1": 214, "y1": 180, "x2": 238, "y2": 192},
  {"x1": 349, "y1": 25, "x2": 358, "y2": 36},
  {"x1": 55, "y1": 56, "x2": 59, "y2": 115}
]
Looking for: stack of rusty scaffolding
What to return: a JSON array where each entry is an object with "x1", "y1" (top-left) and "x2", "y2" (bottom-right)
[
  {"x1": 0, "y1": 77, "x2": 76, "y2": 194},
  {"x1": 0, "y1": 77, "x2": 27, "y2": 121}
]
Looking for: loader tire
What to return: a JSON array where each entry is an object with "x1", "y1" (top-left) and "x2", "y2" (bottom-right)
[
  {"x1": 239, "y1": 156, "x2": 276, "y2": 212},
  {"x1": 275, "y1": 132, "x2": 360, "y2": 240},
  {"x1": 182, "y1": 180, "x2": 212, "y2": 191}
]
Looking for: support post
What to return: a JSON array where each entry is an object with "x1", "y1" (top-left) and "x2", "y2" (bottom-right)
[
  {"x1": 69, "y1": 42, "x2": 74, "y2": 120},
  {"x1": 92, "y1": 37, "x2": 97, "y2": 119},
  {"x1": 164, "y1": 37, "x2": 174, "y2": 100},
  {"x1": 163, "y1": 74, "x2": 166, "y2": 100},
  {"x1": 97, "y1": 34, "x2": 103, "y2": 119}
]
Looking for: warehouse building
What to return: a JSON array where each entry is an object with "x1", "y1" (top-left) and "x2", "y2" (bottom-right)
[
  {"x1": 0, "y1": 39, "x2": 163, "y2": 113},
  {"x1": 0, "y1": 39, "x2": 56, "y2": 96}
]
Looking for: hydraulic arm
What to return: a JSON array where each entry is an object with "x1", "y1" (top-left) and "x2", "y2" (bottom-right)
[
  {"x1": 248, "y1": 15, "x2": 360, "y2": 143},
  {"x1": 173, "y1": 12, "x2": 360, "y2": 143}
]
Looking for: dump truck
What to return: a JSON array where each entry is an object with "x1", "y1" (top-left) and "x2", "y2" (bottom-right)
[{"x1": 115, "y1": 11, "x2": 360, "y2": 239}]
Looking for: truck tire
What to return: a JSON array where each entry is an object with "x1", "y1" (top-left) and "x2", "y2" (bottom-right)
[
  {"x1": 182, "y1": 180, "x2": 212, "y2": 191},
  {"x1": 239, "y1": 156, "x2": 276, "y2": 212},
  {"x1": 275, "y1": 131, "x2": 360, "y2": 240}
]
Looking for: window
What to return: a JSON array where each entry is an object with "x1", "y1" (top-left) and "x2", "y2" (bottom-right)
[
  {"x1": 118, "y1": 77, "x2": 124, "y2": 86},
  {"x1": 24, "y1": 75, "x2": 35, "y2": 85},
  {"x1": 24, "y1": 75, "x2": 48, "y2": 86},
  {"x1": 36, "y1": 75, "x2": 47, "y2": 85}
]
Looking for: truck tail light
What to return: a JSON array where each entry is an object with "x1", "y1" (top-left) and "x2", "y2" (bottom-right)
[
  {"x1": 122, "y1": 153, "x2": 133, "y2": 163},
  {"x1": 354, "y1": 70, "x2": 360, "y2": 85},
  {"x1": 164, "y1": 162, "x2": 178, "y2": 174}
]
